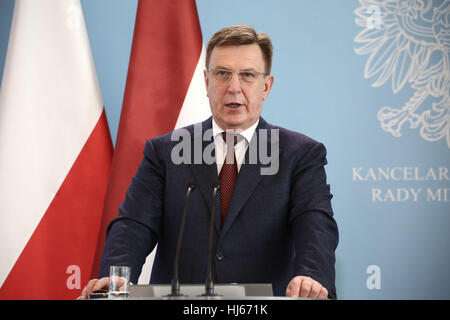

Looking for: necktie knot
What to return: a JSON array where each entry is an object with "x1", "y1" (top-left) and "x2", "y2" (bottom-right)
[{"x1": 222, "y1": 132, "x2": 239, "y2": 147}]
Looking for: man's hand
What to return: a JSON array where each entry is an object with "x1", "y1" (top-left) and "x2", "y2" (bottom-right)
[
  {"x1": 77, "y1": 277, "x2": 109, "y2": 300},
  {"x1": 286, "y1": 276, "x2": 328, "y2": 299}
]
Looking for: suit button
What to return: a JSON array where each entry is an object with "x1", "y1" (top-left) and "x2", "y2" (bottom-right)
[{"x1": 216, "y1": 252, "x2": 224, "y2": 261}]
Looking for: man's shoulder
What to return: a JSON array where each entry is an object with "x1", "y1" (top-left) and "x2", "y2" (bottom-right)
[{"x1": 261, "y1": 118, "x2": 324, "y2": 149}]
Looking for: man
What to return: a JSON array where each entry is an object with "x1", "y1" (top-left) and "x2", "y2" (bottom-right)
[{"x1": 80, "y1": 25, "x2": 338, "y2": 299}]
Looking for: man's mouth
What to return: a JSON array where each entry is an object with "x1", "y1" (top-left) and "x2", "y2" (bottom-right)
[{"x1": 225, "y1": 103, "x2": 243, "y2": 108}]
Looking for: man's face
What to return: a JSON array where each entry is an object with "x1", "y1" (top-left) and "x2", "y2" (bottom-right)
[{"x1": 204, "y1": 44, "x2": 274, "y2": 130}]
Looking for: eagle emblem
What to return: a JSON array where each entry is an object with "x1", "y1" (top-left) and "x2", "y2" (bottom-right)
[{"x1": 354, "y1": 0, "x2": 449, "y2": 148}]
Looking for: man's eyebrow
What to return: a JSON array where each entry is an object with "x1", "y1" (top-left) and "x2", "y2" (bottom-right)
[
  {"x1": 210, "y1": 65, "x2": 231, "y2": 70},
  {"x1": 212, "y1": 66, "x2": 258, "y2": 72},
  {"x1": 239, "y1": 68, "x2": 258, "y2": 72}
]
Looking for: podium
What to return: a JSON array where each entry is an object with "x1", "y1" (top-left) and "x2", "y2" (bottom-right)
[
  {"x1": 128, "y1": 283, "x2": 306, "y2": 300},
  {"x1": 129, "y1": 283, "x2": 272, "y2": 299}
]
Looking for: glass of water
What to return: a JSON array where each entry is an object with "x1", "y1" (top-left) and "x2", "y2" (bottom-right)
[{"x1": 108, "y1": 266, "x2": 130, "y2": 299}]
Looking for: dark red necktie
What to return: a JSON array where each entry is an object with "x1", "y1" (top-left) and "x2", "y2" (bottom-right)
[{"x1": 219, "y1": 132, "x2": 238, "y2": 226}]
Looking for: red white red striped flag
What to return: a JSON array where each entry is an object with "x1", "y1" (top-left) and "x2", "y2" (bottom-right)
[
  {"x1": 91, "y1": 0, "x2": 210, "y2": 281},
  {"x1": 0, "y1": 0, "x2": 113, "y2": 299}
]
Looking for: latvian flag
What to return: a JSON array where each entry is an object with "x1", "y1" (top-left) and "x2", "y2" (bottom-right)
[{"x1": 90, "y1": 0, "x2": 211, "y2": 283}]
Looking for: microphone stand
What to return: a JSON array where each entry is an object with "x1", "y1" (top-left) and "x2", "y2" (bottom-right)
[
  {"x1": 200, "y1": 181, "x2": 221, "y2": 297},
  {"x1": 166, "y1": 182, "x2": 195, "y2": 297}
]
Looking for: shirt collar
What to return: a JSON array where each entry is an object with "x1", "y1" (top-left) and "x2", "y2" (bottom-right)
[{"x1": 212, "y1": 118, "x2": 259, "y2": 145}]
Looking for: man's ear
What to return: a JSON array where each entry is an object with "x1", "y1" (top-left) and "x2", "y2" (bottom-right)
[
  {"x1": 204, "y1": 69, "x2": 210, "y2": 97},
  {"x1": 262, "y1": 74, "x2": 274, "y2": 100}
]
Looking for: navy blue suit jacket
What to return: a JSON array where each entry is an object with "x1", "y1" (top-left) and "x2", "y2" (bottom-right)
[{"x1": 99, "y1": 117, "x2": 338, "y2": 298}]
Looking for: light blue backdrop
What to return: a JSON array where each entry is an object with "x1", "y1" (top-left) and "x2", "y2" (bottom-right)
[{"x1": 0, "y1": 0, "x2": 449, "y2": 299}]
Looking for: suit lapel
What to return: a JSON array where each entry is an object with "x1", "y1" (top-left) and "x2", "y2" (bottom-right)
[{"x1": 188, "y1": 117, "x2": 221, "y2": 234}]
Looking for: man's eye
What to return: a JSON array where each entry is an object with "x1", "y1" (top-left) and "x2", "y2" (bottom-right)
[
  {"x1": 241, "y1": 72, "x2": 256, "y2": 79},
  {"x1": 215, "y1": 70, "x2": 230, "y2": 77}
]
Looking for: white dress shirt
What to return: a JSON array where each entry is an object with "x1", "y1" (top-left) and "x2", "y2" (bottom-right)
[{"x1": 212, "y1": 118, "x2": 259, "y2": 175}]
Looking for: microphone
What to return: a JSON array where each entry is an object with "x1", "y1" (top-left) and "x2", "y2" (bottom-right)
[
  {"x1": 167, "y1": 182, "x2": 195, "y2": 297},
  {"x1": 200, "y1": 181, "x2": 221, "y2": 297}
]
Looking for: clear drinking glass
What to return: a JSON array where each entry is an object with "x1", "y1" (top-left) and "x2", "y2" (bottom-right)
[{"x1": 108, "y1": 266, "x2": 130, "y2": 299}]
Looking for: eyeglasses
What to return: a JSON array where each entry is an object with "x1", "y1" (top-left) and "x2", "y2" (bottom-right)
[{"x1": 206, "y1": 68, "x2": 270, "y2": 85}]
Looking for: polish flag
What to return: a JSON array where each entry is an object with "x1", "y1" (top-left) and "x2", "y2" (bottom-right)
[
  {"x1": 91, "y1": 0, "x2": 210, "y2": 282},
  {"x1": 0, "y1": 0, "x2": 113, "y2": 299}
]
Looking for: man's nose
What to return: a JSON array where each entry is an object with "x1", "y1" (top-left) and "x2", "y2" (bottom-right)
[{"x1": 227, "y1": 72, "x2": 242, "y2": 93}]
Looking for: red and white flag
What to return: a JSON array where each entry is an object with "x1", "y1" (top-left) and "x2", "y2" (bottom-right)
[
  {"x1": 0, "y1": 0, "x2": 113, "y2": 299},
  {"x1": 91, "y1": 0, "x2": 210, "y2": 282}
]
